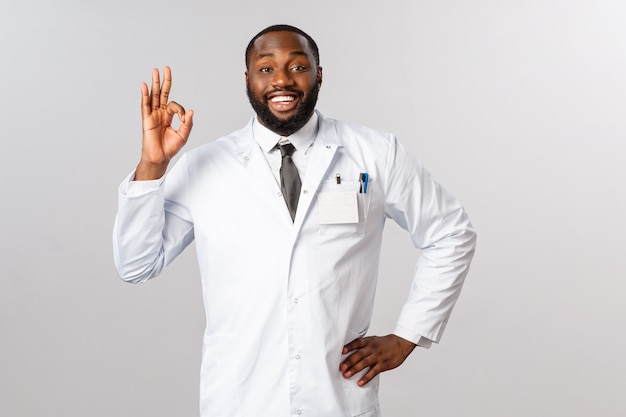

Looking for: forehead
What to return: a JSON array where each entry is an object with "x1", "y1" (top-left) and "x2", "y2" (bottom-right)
[{"x1": 250, "y1": 31, "x2": 313, "y2": 62}]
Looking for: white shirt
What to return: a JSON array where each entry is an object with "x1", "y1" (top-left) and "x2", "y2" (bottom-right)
[{"x1": 113, "y1": 111, "x2": 476, "y2": 417}]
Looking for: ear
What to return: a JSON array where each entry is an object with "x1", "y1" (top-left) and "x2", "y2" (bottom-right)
[
  {"x1": 245, "y1": 71, "x2": 249, "y2": 83},
  {"x1": 317, "y1": 66, "x2": 323, "y2": 87}
]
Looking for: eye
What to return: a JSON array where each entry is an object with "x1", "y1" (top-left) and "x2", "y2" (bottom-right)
[
  {"x1": 259, "y1": 67, "x2": 272, "y2": 73},
  {"x1": 291, "y1": 65, "x2": 307, "y2": 72}
]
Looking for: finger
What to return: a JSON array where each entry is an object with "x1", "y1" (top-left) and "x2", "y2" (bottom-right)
[
  {"x1": 340, "y1": 337, "x2": 369, "y2": 372},
  {"x1": 160, "y1": 66, "x2": 172, "y2": 109},
  {"x1": 342, "y1": 359, "x2": 369, "y2": 378},
  {"x1": 150, "y1": 68, "x2": 161, "y2": 111},
  {"x1": 357, "y1": 366, "x2": 380, "y2": 387},
  {"x1": 340, "y1": 349, "x2": 370, "y2": 375},
  {"x1": 165, "y1": 101, "x2": 185, "y2": 120},
  {"x1": 342, "y1": 337, "x2": 366, "y2": 354},
  {"x1": 177, "y1": 109, "x2": 194, "y2": 140},
  {"x1": 140, "y1": 82, "x2": 151, "y2": 118}
]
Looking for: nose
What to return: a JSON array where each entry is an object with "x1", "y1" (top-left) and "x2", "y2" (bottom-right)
[{"x1": 272, "y1": 68, "x2": 294, "y2": 88}]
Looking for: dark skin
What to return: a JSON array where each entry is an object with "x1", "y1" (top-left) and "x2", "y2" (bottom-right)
[
  {"x1": 341, "y1": 335, "x2": 416, "y2": 386},
  {"x1": 134, "y1": 30, "x2": 417, "y2": 386},
  {"x1": 245, "y1": 31, "x2": 322, "y2": 134},
  {"x1": 135, "y1": 66, "x2": 194, "y2": 181}
]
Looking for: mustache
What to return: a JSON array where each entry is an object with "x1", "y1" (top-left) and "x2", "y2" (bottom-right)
[{"x1": 264, "y1": 88, "x2": 303, "y2": 100}]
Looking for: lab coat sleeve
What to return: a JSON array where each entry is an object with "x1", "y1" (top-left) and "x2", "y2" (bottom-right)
[
  {"x1": 112, "y1": 154, "x2": 195, "y2": 284},
  {"x1": 383, "y1": 136, "x2": 476, "y2": 345}
]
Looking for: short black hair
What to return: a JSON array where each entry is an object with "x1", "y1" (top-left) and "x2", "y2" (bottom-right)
[{"x1": 245, "y1": 24, "x2": 320, "y2": 69}]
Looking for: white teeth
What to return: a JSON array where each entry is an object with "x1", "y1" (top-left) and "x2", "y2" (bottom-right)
[{"x1": 270, "y1": 96, "x2": 295, "y2": 103}]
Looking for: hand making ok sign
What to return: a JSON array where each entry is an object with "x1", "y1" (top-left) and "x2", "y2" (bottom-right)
[{"x1": 135, "y1": 66, "x2": 194, "y2": 180}]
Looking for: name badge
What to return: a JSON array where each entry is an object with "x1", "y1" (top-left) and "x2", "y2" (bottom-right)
[{"x1": 317, "y1": 191, "x2": 359, "y2": 224}]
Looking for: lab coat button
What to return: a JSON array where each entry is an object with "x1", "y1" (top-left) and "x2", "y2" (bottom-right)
[
  {"x1": 303, "y1": 189, "x2": 308, "y2": 194},
  {"x1": 293, "y1": 298, "x2": 299, "y2": 303},
  {"x1": 295, "y1": 354, "x2": 301, "y2": 360},
  {"x1": 297, "y1": 410, "x2": 302, "y2": 415}
]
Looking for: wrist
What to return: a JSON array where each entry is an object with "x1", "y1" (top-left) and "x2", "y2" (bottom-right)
[
  {"x1": 391, "y1": 334, "x2": 417, "y2": 354},
  {"x1": 135, "y1": 160, "x2": 168, "y2": 181}
]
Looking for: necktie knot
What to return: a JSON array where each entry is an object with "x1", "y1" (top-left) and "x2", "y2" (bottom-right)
[{"x1": 278, "y1": 142, "x2": 296, "y2": 157}]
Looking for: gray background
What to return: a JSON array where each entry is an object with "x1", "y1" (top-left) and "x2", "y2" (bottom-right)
[{"x1": 1, "y1": 0, "x2": 625, "y2": 416}]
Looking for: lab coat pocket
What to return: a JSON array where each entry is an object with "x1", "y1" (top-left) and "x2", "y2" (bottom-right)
[
  {"x1": 199, "y1": 333, "x2": 242, "y2": 417},
  {"x1": 318, "y1": 180, "x2": 372, "y2": 237},
  {"x1": 341, "y1": 329, "x2": 380, "y2": 416}
]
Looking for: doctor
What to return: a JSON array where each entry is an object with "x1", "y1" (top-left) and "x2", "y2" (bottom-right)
[{"x1": 113, "y1": 24, "x2": 476, "y2": 417}]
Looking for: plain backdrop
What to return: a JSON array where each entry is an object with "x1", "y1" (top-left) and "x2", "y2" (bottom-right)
[{"x1": 1, "y1": 0, "x2": 625, "y2": 416}]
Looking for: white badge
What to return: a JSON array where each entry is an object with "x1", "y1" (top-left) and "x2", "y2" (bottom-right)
[{"x1": 317, "y1": 191, "x2": 359, "y2": 224}]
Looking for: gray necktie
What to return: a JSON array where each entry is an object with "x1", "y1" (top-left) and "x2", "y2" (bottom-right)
[{"x1": 277, "y1": 142, "x2": 301, "y2": 221}]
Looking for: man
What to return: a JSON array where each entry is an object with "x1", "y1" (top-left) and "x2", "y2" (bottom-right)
[{"x1": 113, "y1": 24, "x2": 476, "y2": 417}]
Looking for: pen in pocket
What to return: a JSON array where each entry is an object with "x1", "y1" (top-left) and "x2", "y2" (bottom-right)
[{"x1": 359, "y1": 172, "x2": 369, "y2": 193}]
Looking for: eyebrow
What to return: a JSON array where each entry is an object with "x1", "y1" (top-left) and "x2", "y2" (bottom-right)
[{"x1": 256, "y1": 50, "x2": 308, "y2": 60}]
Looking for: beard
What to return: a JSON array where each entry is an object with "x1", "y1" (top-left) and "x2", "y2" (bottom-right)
[{"x1": 246, "y1": 80, "x2": 320, "y2": 137}]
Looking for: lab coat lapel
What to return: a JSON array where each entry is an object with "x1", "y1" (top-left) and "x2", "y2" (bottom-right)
[
  {"x1": 232, "y1": 119, "x2": 294, "y2": 223},
  {"x1": 293, "y1": 116, "x2": 341, "y2": 232}
]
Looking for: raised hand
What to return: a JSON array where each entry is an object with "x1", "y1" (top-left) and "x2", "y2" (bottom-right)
[
  {"x1": 339, "y1": 334, "x2": 417, "y2": 386},
  {"x1": 135, "y1": 66, "x2": 194, "y2": 180}
]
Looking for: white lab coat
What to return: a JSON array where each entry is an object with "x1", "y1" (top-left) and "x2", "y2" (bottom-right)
[{"x1": 113, "y1": 111, "x2": 476, "y2": 417}]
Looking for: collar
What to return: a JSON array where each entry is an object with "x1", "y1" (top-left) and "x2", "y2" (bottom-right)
[{"x1": 253, "y1": 111, "x2": 319, "y2": 154}]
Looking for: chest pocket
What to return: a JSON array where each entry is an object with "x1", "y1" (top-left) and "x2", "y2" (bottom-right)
[{"x1": 316, "y1": 178, "x2": 372, "y2": 237}]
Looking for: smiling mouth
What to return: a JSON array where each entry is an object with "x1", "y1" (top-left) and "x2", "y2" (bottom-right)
[
  {"x1": 270, "y1": 95, "x2": 296, "y2": 104},
  {"x1": 267, "y1": 92, "x2": 300, "y2": 112}
]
